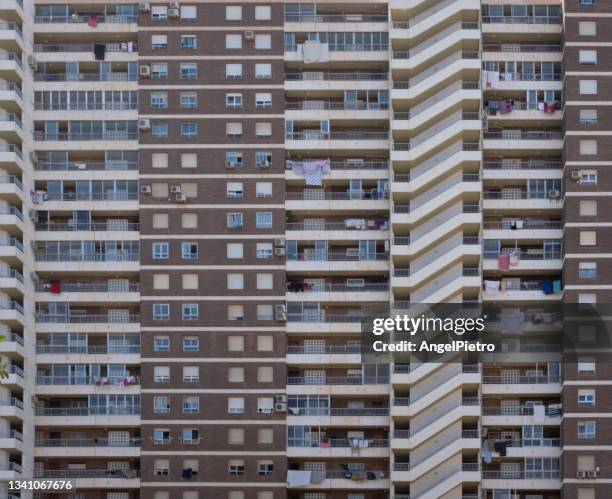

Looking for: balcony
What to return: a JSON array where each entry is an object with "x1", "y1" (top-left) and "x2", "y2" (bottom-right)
[
  {"x1": 35, "y1": 222, "x2": 139, "y2": 232},
  {"x1": 34, "y1": 252, "x2": 139, "y2": 262},
  {"x1": 34, "y1": 72, "x2": 136, "y2": 82},
  {"x1": 483, "y1": 249, "x2": 562, "y2": 271},
  {"x1": 287, "y1": 251, "x2": 389, "y2": 274},
  {"x1": 285, "y1": 13, "x2": 388, "y2": 23},
  {"x1": 35, "y1": 281, "x2": 139, "y2": 293},
  {"x1": 482, "y1": 16, "x2": 560, "y2": 25},
  {"x1": 483, "y1": 43, "x2": 561, "y2": 53},
  {"x1": 482, "y1": 190, "x2": 562, "y2": 211},
  {"x1": 35, "y1": 406, "x2": 139, "y2": 417},
  {"x1": 483, "y1": 279, "x2": 562, "y2": 302},
  {"x1": 34, "y1": 131, "x2": 138, "y2": 141},
  {"x1": 36, "y1": 343, "x2": 140, "y2": 354},
  {"x1": 36, "y1": 375, "x2": 140, "y2": 386},
  {"x1": 288, "y1": 438, "x2": 389, "y2": 458},
  {"x1": 287, "y1": 468, "x2": 390, "y2": 489},
  {"x1": 286, "y1": 131, "x2": 389, "y2": 150},
  {"x1": 34, "y1": 160, "x2": 138, "y2": 171},
  {"x1": 33, "y1": 42, "x2": 138, "y2": 55},
  {"x1": 35, "y1": 313, "x2": 140, "y2": 323},
  {"x1": 34, "y1": 14, "x2": 138, "y2": 24},
  {"x1": 37, "y1": 437, "x2": 140, "y2": 447}
]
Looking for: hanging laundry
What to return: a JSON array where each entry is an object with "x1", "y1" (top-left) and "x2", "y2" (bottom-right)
[
  {"x1": 541, "y1": 281, "x2": 553, "y2": 294},
  {"x1": 553, "y1": 280, "x2": 562, "y2": 293},
  {"x1": 498, "y1": 253, "x2": 510, "y2": 270},
  {"x1": 508, "y1": 248, "x2": 520, "y2": 266},
  {"x1": 287, "y1": 470, "x2": 311, "y2": 487},
  {"x1": 50, "y1": 282, "x2": 62, "y2": 294},
  {"x1": 87, "y1": 15, "x2": 99, "y2": 27},
  {"x1": 500, "y1": 310, "x2": 525, "y2": 334},
  {"x1": 310, "y1": 470, "x2": 326, "y2": 484},
  {"x1": 533, "y1": 404, "x2": 545, "y2": 423},
  {"x1": 544, "y1": 102, "x2": 556, "y2": 114},
  {"x1": 484, "y1": 280, "x2": 501, "y2": 295},
  {"x1": 303, "y1": 40, "x2": 323, "y2": 63}
]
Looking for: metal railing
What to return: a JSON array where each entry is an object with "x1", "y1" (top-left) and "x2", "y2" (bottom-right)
[
  {"x1": 35, "y1": 252, "x2": 139, "y2": 262},
  {"x1": 289, "y1": 438, "x2": 389, "y2": 448},
  {"x1": 36, "y1": 282, "x2": 139, "y2": 292},
  {"x1": 0, "y1": 397, "x2": 23, "y2": 409},
  {"x1": 482, "y1": 15, "x2": 560, "y2": 25},
  {"x1": 36, "y1": 313, "x2": 140, "y2": 323},
  {"x1": 0, "y1": 175, "x2": 23, "y2": 190},
  {"x1": 0, "y1": 52, "x2": 22, "y2": 68},
  {"x1": 286, "y1": 101, "x2": 389, "y2": 111},
  {"x1": 482, "y1": 405, "x2": 561, "y2": 416},
  {"x1": 35, "y1": 161, "x2": 138, "y2": 171},
  {"x1": 42, "y1": 192, "x2": 138, "y2": 201},
  {"x1": 287, "y1": 344, "x2": 361, "y2": 354},
  {"x1": 483, "y1": 190, "x2": 562, "y2": 200},
  {"x1": 35, "y1": 101, "x2": 138, "y2": 111},
  {"x1": 34, "y1": 72, "x2": 136, "y2": 82},
  {"x1": 286, "y1": 71, "x2": 387, "y2": 81},
  {"x1": 482, "y1": 470, "x2": 560, "y2": 479},
  {"x1": 288, "y1": 252, "x2": 389, "y2": 262},
  {"x1": 288, "y1": 376, "x2": 389, "y2": 385},
  {"x1": 483, "y1": 130, "x2": 562, "y2": 140},
  {"x1": 284, "y1": 13, "x2": 388, "y2": 22},
  {"x1": 286, "y1": 131, "x2": 388, "y2": 141},
  {"x1": 287, "y1": 312, "x2": 377, "y2": 323},
  {"x1": 287, "y1": 407, "x2": 388, "y2": 416},
  {"x1": 35, "y1": 222, "x2": 139, "y2": 232},
  {"x1": 286, "y1": 221, "x2": 388, "y2": 231},
  {"x1": 483, "y1": 43, "x2": 561, "y2": 52},
  {"x1": 483, "y1": 220, "x2": 562, "y2": 230},
  {"x1": 36, "y1": 469, "x2": 140, "y2": 479},
  {"x1": 286, "y1": 190, "x2": 388, "y2": 201},
  {"x1": 285, "y1": 43, "x2": 388, "y2": 52},
  {"x1": 286, "y1": 283, "x2": 388, "y2": 293},
  {"x1": 35, "y1": 131, "x2": 138, "y2": 141},
  {"x1": 36, "y1": 344, "x2": 140, "y2": 354},
  {"x1": 34, "y1": 42, "x2": 138, "y2": 53},
  {"x1": 0, "y1": 301, "x2": 23, "y2": 313},
  {"x1": 483, "y1": 374, "x2": 560, "y2": 384},
  {"x1": 34, "y1": 14, "x2": 138, "y2": 23},
  {"x1": 483, "y1": 249, "x2": 562, "y2": 260},
  {"x1": 35, "y1": 406, "x2": 140, "y2": 416},
  {"x1": 36, "y1": 437, "x2": 140, "y2": 447},
  {"x1": 483, "y1": 159, "x2": 562, "y2": 170},
  {"x1": 0, "y1": 269, "x2": 23, "y2": 283},
  {"x1": 0, "y1": 206, "x2": 23, "y2": 221},
  {"x1": 36, "y1": 375, "x2": 139, "y2": 386}
]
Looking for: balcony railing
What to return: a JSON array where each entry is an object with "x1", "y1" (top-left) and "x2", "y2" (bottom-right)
[
  {"x1": 36, "y1": 375, "x2": 140, "y2": 386},
  {"x1": 36, "y1": 469, "x2": 140, "y2": 479},
  {"x1": 0, "y1": 301, "x2": 23, "y2": 314},
  {"x1": 43, "y1": 192, "x2": 138, "y2": 201},
  {"x1": 35, "y1": 222, "x2": 140, "y2": 232},
  {"x1": 0, "y1": 52, "x2": 22, "y2": 69},
  {"x1": 287, "y1": 312, "x2": 375, "y2": 323},
  {"x1": 286, "y1": 71, "x2": 387, "y2": 82},
  {"x1": 288, "y1": 252, "x2": 389, "y2": 262},
  {"x1": 36, "y1": 344, "x2": 140, "y2": 354},
  {"x1": 482, "y1": 470, "x2": 560, "y2": 479},
  {"x1": 0, "y1": 462, "x2": 21, "y2": 473},
  {"x1": 34, "y1": 43, "x2": 138, "y2": 53},
  {"x1": 35, "y1": 252, "x2": 139, "y2": 262},
  {"x1": 35, "y1": 406, "x2": 140, "y2": 416},
  {"x1": 483, "y1": 43, "x2": 562, "y2": 52},
  {"x1": 35, "y1": 101, "x2": 138, "y2": 111},
  {"x1": 34, "y1": 14, "x2": 138, "y2": 23},
  {"x1": 289, "y1": 438, "x2": 389, "y2": 448},
  {"x1": 0, "y1": 430, "x2": 22, "y2": 440},
  {"x1": 36, "y1": 437, "x2": 141, "y2": 447},
  {"x1": 287, "y1": 344, "x2": 361, "y2": 354},
  {"x1": 287, "y1": 376, "x2": 389, "y2": 385},
  {"x1": 0, "y1": 206, "x2": 23, "y2": 221},
  {"x1": 483, "y1": 159, "x2": 562, "y2": 170},
  {"x1": 495, "y1": 72, "x2": 561, "y2": 81},
  {"x1": 34, "y1": 72, "x2": 136, "y2": 82},
  {"x1": 483, "y1": 250, "x2": 562, "y2": 260},
  {"x1": 0, "y1": 175, "x2": 23, "y2": 190},
  {"x1": 483, "y1": 375, "x2": 560, "y2": 384},
  {"x1": 287, "y1": 283, "x2": 388, "y2": 293},
  {"x1": 286, "y1": 131, "x2": 388, "y2": 141},
  {"x1": 288, "y1": 407, "x2": 388, "y2": 416},
  {"x1": 34, "y1": 161, "x2": 138, "y2": 171},
  {"x1": 483, "y1": 131, "x2": 562, "y2": 140},
  {"x1": 483, "y1": 190, "x2": 562, "y2": 200},
  {"x1": 286, "y1": 221, "x2": 388, "y2": 231},
  {"x1": 483, "y1": 221, "x2": 562, "y2": 230},
  {"x1": 0, "y1": 269, "x2": 23, "y2": 283},
  {"x1": 36, "y1": 313, "x2": 139, "y2": 323},
  {"x1": 286, "y1": 190, "x2": 388, "y2": 201},
  {"x1": 286, "y1": 101, "x2": 389, "y2": 111},
  {"x1": 34, "y1": 131, "x2": 138, "y2": 141},
  {"x1": 285, "y1": 43, "x2": 388, "y2": 52},
  {"x1": 482, "y1": 405, "x2": 561, "y2": 416},
  {"x1": 36, "y1": 282, "x2": 139, "y2": 293},
  {"x1": 7, "y1": 365, "x2": 24, "y2": 377},
  {"x1": 0, "y1": 22, "x2": 22, "y2": 38},
  {"x1": 284, "y1": 13, "x2": 388, "y2": 22},
  {"x1": 481, "y1": 16, "x2": 560, "y2": 24},
  {"x1": 0, "y1": 397, "x2": 23, "y2": 409}
]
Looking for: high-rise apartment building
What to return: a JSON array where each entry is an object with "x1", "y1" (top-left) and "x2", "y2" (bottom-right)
[{"x1": 0, "y1": 0, "x2": 606, "y2": 499}]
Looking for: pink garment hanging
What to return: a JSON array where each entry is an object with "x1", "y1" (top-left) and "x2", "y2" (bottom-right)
[{"x1": 498, "y1": 254, "x2": 510, "y2": 271}]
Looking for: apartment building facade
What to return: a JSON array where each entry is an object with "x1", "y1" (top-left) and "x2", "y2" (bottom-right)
[{"x1": 0, "y1": 0, "x2": 607, "y2": 499}]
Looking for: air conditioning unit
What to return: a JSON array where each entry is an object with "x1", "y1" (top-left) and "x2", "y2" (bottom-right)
[
  {"x1": 27, "y1": 55, "x2": 36, "y2": 69},
  {"x1": 274, "y1": 402, "x2": 287, "y2": 412},
  {"x1": 274, "y1": 394, "x2": 287, "y2": 404},
  {"x1": 28, "y1": 209, "x2": 36, "y2": 221},
  {"x1": 138, "y1": 118, "x2": 151, "y2": 130},
  {"x1": 275, "y1": 303, "x2": 286, "y2": 321},
  {"x1": 30, "y1": 272, "x2": 39, "y2": 282},
  {"x1": 577, "y1": 471, "x2": 588, "y2": 479},
  {"x1": 29, "y1": 151, "x2": 38, "y2": 163},
  {"x1": 548, "y1": 189, "x2": 561, "y2": 199},
  {"x1": 175, "y1": 193, "x2": 187, "y2": 202},
  {"x1": 139, "y1": 64, "x2": 151, "y2": 77},
  {"x1": 274, "y1": 238, "x2": 285, "y2": 247},
  {"x1": 139, "y1": 2, "x2": 151, "y2": 12},
  {"x1": 571, "y1": 170, "x2": 581, "y2": 180},
  {"x1": 225, "y1": 161, "x2": 237, "y2": 169},
  {"x1": 274, "y1": 247, "x2": 285, "y2": 256},
  {"x1": 140, "y1": 185, "x2": 152, "y2": 194},
  {"x1": 244, "y1": 30, "x2": 255, "y2": 40},
  {"x1": 257, "y1": 160, "x2": 270, "y2": 169},
  {"x1": 170, "y1": 185, "x2": 182, "y2": 194},
  {"x1": 168, "y1": 7, "x2": 180, "y2": 18},
  {"x1": 586, "y1": 470, "x2": 598, "y2": 478}
]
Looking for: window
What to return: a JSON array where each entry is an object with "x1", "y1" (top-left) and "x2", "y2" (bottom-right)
[
  {"x1": 152, "y1": 153, "x2": 168, "y2": 169},
  {"x1": 256, "y1": 182, "x2": 272, "y2": 198},
  {"x1": 154, "y1": 459, "x2": 169, "y2": 476},
  {"x1": 256, "y1": 152, "x2": 272, "y2": 168},
  {"x1": 580, "y1": 109, "x2": 597, "y2": 125},
  {"x1": 151, "y1": 63, "x2": 168, "y2": 79},
  {"x1": 579, "y1": 200, "x2": 597, "y2": 216},
  {"x1": 226, "y1": 34, "x2": 242, "y2": 49},
  {"x1": 152, "y1": 242, "x2": 169, "y2": 259},
  {"x1": 227, "y1": 213, "x2": 243, "y2": 228},
  {"x1": 579, "y1": 50, "x2": 597, "y2": 64},
  {"x1": 151, "y1": 92, "x2": 168, "y2": 108},
  {"x1": 579, "y1": 170, "x2": 597, "y2": 185},
  {"x1": 226, "y1": 93, "x2": 243, "y2": 109},
  {"x1": 579, "y1": 262, "x2": 597, "y2": 279},
  {"x1": 151, "y1": 35, "x2": 168, "y2": 50},
  {"x1": 257, "y1": 242, "x2": 273, "y2": 259},
  {"x1": 181, "y1": 35, "x2": 197, "y2": 49},
  {"x1": 182, "y1": 213, "x2": 198, "y2": 228},
  {"x1": 226, "y1": 122, "x2": 243, "y2": 137},
  {"x1": 227, "y1": 182, "x2": 243, "y2": 198},
  {"x1": 255, "y1": 122, "x2": 272, "y2": 137},
  {"x1": 579, "y1": 80, "x2": 597, "y2": 95},
  {"x1": 257, "y1": 397, "x2": 274, "y2": 413},
  {"x1": 182, "y1": 303, "x2": 199, "y2": 321},
  {"x1": 154, "y1": 396, "x2": 170, "y2": 413},
  {"x1": 227, "y1": 243, "x2": 244, "y2": 258},
  {"x1": 580, "y1": 231, "x2": 596, "y2": 246},
  {"x1": 181, "y1": 182, "x2": 198, "y2": 198},
  {"x1": 258, "y1": 461, "x2": 273, "y2": 476},
  {"x1": 579, "y1": 0, "x2": 595, "y2": 5},
  {"x1": 151, "y1": 5, "x2": 167, "y2": 20},
  {"x1": 181, "y1": 5, "x2": 197, "y2": 19},
  {"x1": 226, "y1": 6, "x2": 242, "y2": 20},
  {"x1": 255, "y1": 6, "x2": 272, "y2": 20},
  {"x1": 257, "y1": 366, "x2": 273, "y2": 382},
  {"x1": 578, "y1": 389, "x2": 596, "y2": 407},
  {"x1": 580, "y1": 140, "x2": 597, "y2": 155},
  {"x1": 257, "y1": 304, "x2": 273, "y2": 320},
  {"x1": 152, "y1": 183, "x2": 168, "y2": 198},
  {"x1": 180, "y1": 63, "x2": 198, "y2": 80},
  {"x1": 153, "y1": 303, "x2": 170, "y2": 321},
  {"x1": 228, "y1": 397, "x2": 245, "y2": 414},
  {"x1": 257, "y1": 335, "x2": 273, "y2": 352},
  {"x1": 229, "y1": 428, "x2": 245, "y2": 444},
  {"x1": 183, "y1": 396, "x2": 200, "y2": 413},
  {"x1": 154, "y1": 366, "x2": 170, "y2": 383},
  {"x1": 183, "y1": 274, "x2": 199, "y2": 290},
  {"x1": 152, "y1": 122, "x2": 168, "y2": 138},
  {"x1": 226, "y1": 63, "x2": 243, "y2": 79},
  {"x1": 578, "y1": 356, "x2": 596, "y2": 373},
  {"x1": 229, "y1": 493, "x2": 245, "y2": 499},
  {"x1": 152, "y1": 213, "x2": 168, "y2": 228},
  {"x1": 228, "y1": 336, "x2": 244, "y2": 352},
  {"x1": 578, "y1": 421, "x2": 596, "y2": 439},
  {"x1": 182, "y1": 242, "x2": 198, "y2": 259},
  {"x1": 182, "y1": 428, "x2": 200, "y2": 444},
  {"x1": 228, "y1": 460, "x2": 245, "y2": 476},
  {"x1": 227, "y1": 273, "x2": 244, "y2": 290},
  {"x1": 228, "y1": 305, "x2": 244, "y2": 320},
  {"x1": 257, "y1": 273, "x2": 273, "y2": 289},
  {"x1": 183, "y1": 366, "x2": 199, "y2": 383},
  {"x1": 579, "y1": 293, "x2": 597, "y2": 304},
  {"x1": 258, "y1": 428, "x2": 274, "y2": 444},
  {"x1": 153, "y1": 273, "x2": 170, "y2": 290},
  {"x1": 255, "y1": 63, "x2": 272, "y2": 79},
  {"x1": 577, "y1": 455, "x2": 596, "y2": 473},
  {"x1": 154, "y1": 336, "x2": 170, "y2": 352},
  {"x1": 181, "y1": 123, "x2": 198, "y2": 138},
  {"x1": 180, "y1": 92, "x2": 198, "y2": 109},
  {"x1": 181, "y1": 152, "x2": 197, "y2": 169},
  {"x1": 226, "y1": 152, "x2": 243, "y2": 168},
  {"x1": 154, "y1": 429, "x2": 170, "y2": 444},
  {"x1": 256, "y1": 212, "x2": 273, "y2": 228},
  {"x1": 579, "y1": 21, "x2": 596, "y2": 36},
  {"x1": 183, "y1": 336, "x2": 199, "y2": 352},
  {"x1": 255, "y1": 93, "x2": 272, "y2": 108},
  {"x1": 255, "y1": 34, "x2": 272, "y2": 50}
]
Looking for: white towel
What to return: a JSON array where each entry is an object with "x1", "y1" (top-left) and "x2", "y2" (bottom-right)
[
  {"x1": 533, "y1": 404, "x2": 545, "y2": 423},
  {"x1": 287, "y1": 470, "x2": 312, "y2": 487},
  {"x1": 484, "y1": 280, "x2": 501, "y2": 295},
  {"x1": 303, "y1": 40, "x2": 322, "y2": 63}
]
